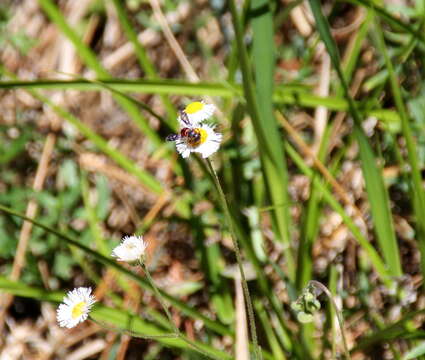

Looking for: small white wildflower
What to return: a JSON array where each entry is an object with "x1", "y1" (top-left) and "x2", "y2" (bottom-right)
[
  {"x1": 178, "y1": 101, "x2": 215, "y2": 125},
  {"x1": 111, "y1": 235, "x2": 147, "y2": 263},
  {"x1": 56, "y1": 287, "x2": 96, "y2": 328},
  {"x1": 175, "y1": 123, "x2": 222, "y2": 158}
]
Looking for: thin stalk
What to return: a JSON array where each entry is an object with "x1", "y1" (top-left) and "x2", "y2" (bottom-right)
[
  {"x1": 140, "y1": 261, "x2": 178, "y2": 334},
  {"x1": 92, "y1": 318, "x2": 178, "y2": 339},
  {"x1": 206, "y1": 158, "x2": 261, "y2": 360},
  {"x1": 309, "y1": 281, "x2": 351, "y2": 360},
  {"x1": 140, "y1": 261, "x2": 219, "y2": 360}
]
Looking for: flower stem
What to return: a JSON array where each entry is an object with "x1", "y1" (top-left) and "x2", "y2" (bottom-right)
[
  {"x1": 91, "y1": 319, "x2": 178, "y2": 339},
  {"x1": 309, "y1": 280, "x2": 351, "y2": 360},
  {"x1": 140, "y1": 261, "x2": 220, "y2": 360},
  {"x1": 206, "y1": 158, "x2": 261, "y2": 360},
  {"x1": 140, "y1": 260, "x2": 178, "y2": 334}
]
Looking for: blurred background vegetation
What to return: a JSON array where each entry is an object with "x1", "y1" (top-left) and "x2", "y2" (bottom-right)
[{"x1": 0, "y1": 0, "x2": 425, "y2": 358}]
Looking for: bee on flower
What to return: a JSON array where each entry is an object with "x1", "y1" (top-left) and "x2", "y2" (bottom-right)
[
  {"x1": 56, "y1": 287, "x2": 96, "y2": 328},
  {"x1": 167, "y1": 101, "x2": 222, "y2": 159}
]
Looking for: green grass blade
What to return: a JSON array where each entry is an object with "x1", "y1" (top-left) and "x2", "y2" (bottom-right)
[
  {"x1": 255, "y1": 300, "x2": 286, "y2": 360},
  {"x1": 81, "y1": 172, "x2": 109, "y2": 255},
  {"x1": 353, "y1": 308, "x2": 425, "y2": 351},
  {"x1": 403, "y1": 342, "x2": 425, "y2": 360},
  {"x1": 308, "y1": 0, "x2": 402, "y2": 277},
  {"x1": 84, "y1": 78, "x2": 171, "y2": 126},
  {"x1": 230, "y1": 0, "x2": 295, "y2": 277},
  {"x1": 0, "y1": 78, "x2": 402, "y2": 123},
  {"x1": 296, "y1": 125, "x2": 331, "y2": 290},
  {"x1": 40, "y1": 92, "x2": 163, "y2": 194},
  {"x1": 0, "y1": 78, "x2": 238, "y2": 96},
  {"x1": 37, "y1": 0, "x2": 161, "y2": 145},
  {"x1": 354, "y1": 127, "x2": 402, "y2": 276},
  {"x1": 346, "y1": 0, "x2": 425, "y2": 45},
  {"x1": 337, "y1": 9, "x2": 373, "y2": 97},
  {"x1": 326, "y1": 266, "x2": 338, "y2": 358},
  {"x1": 0, "y1": 66, "x2": 164, "y2": 195},
  {"x1": 294, "y1": 121, "x2": 336, "y2": 354},
  {"x1": 110, "y1": 0, "x2": 177, "y2": 126},
  {"x1": 251, "y1": 0, "x2": 293, "y2": 274},
  {"x1": 251, "y1": 0, "x2": 279, "y2": 157},
  {"x1": 372, "y1": 19, "x2": 425, "y2": 275},
  {"x1": 284, "y1": 143, "x2": 392, "y2": 287},
  {"x1": 110, "y1": 0, "x2": 156, "y2": 77},
  {"x1": 37, "y1": 0, "x2": 107, "y2": 76}
]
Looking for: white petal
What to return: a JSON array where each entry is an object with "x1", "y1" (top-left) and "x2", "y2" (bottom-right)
[
  {"x1": 180, "y1": 102, "x2": 216, "y2": 126},
  {"x1": 111, "y1": 235, "x2": 147, "y2": 263},
  {"x1": 194, "y1": 125, "x2": 222, "y2": 158}
]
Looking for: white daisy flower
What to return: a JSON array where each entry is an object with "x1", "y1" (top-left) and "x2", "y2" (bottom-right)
[
  {"x1": 175, "y1": 124, "x2": 222, "y2": 159},
  {"x1": 111, "y1": 235, "x2": 147, "y2": 263},
  {"x1": 56, "y1": 287, "x2": 96, "y2": 328},
  {"x1": 178, "y1": 101, "x2": 215, "y2": 125}
]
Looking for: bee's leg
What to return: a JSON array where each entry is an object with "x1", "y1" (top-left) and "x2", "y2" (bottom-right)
[
  {"x1": 179, "y1": 110, "x2": 191, "y2": 126},
  {"x1": 166, "y1": 134, "x2": 179, "y2": 141}
]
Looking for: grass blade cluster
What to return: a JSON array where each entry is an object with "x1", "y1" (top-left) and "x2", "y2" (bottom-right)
[
  {"x1": 308, "y1": 0, "x2": 402, "y2": 278},
  {"x1": 38, "y1": 0, "x2": 161, "y2": 145}
]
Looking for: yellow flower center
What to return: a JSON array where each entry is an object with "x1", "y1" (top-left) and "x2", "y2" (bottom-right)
[
  {"x1": 198, "y1": 128, "x2": 208, "y2": 145},
  {"x1": 72, "y1": 301, "x2": 87, "y2": 319},
  {"x1": 185, "y1": 102, "x2": 204, "y2": 114},
  {"x1": 187, "y1": 128, "x2": 208, "y2": 147}
]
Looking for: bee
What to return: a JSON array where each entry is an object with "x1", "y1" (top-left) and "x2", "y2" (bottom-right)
[{"x1": 166, "y1": 110, "x2": 203, "y2": 147}]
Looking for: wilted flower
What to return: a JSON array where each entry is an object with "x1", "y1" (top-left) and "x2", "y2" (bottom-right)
[
  {"x1": 57, "y1": 287, "x2": 96, "y2": 328},
  {"x1": 111, "y1": 235, "x2": 147, "y2": 263}
]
